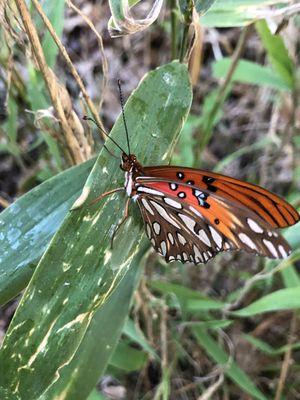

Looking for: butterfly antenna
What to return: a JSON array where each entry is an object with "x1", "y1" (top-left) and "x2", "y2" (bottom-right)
[
  {"x1": 117, "y1": 79, "x2": 131, "y2": 155},
  {"x1": 83, "y1": 116, "x2": 126, "y2": 155}
]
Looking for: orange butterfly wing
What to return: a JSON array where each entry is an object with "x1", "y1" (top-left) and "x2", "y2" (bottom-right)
[{"x1": 143, "y1": 166, "x2": 299, "y2": 229}]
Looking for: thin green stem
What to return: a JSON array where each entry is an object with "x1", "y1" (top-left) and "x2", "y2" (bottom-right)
[
  {"x1": 179, "y1": 0, "x2": 193, "y2": 63},
  {"x1": 170, "y1": 0, "x2": 178, "y2": 60}
]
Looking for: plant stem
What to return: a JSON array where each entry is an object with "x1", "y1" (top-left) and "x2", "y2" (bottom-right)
[
  {"x1": 170, "y1": 0, "x2": 178, "y2": 60},
  {"x1": 179, "y1": 0, "x2": 193, "y2": 63}
]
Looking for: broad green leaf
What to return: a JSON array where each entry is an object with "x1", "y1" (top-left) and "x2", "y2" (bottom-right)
[
  {"x1": 45, "y1": 249, "x2": 147, "y2": 399},
  {"x1": 193, "y1": 328, "x2": 267, "y2": 400},
  {"x1": 0, "y1": 61, "x2": 192, "y2": 399},
  {"x1": 231, "y1": 287, "x2": 300, "y2": 317},
  {"x1": 256, "y1": 20, "x2": 295, "y2": 89},
  {"x1": 213, "y1": 58, "x2": 290, "y2": 91},
  {"x1": 200, "y1": 0, "x2": 292, "y2": 27},
  {"x1": 0, "y1": 158, "x2": 94, "y2": 306}
]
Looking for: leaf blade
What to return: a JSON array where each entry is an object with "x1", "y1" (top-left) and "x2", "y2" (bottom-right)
[{"x1": 0, "y1": 61, "x2": 192, "y2": 399}]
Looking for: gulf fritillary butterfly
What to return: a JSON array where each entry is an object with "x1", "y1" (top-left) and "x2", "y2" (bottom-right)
[{"x1": 87, "y1": 82, "x2": 299, "y2": 265}]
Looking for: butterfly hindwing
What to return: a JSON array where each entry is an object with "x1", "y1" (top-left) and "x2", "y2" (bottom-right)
[
  {"x1": 137, "y1": 195, "x2": 226, "y2": 264},
  {"x1": 135, "y1": 178, "x2": 292, "y2": 264}
]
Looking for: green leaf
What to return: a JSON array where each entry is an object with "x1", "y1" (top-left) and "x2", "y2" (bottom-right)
[
  {"x1": 151, "y1": 280, "x2": 207, "y2": 301},
  {"x1": 193, "y1": 328, "x2": 267, "y2": 400},
  {"x1": 0, "y1": 158, "x2": 95, "y2": 305},
  {"x1": 123, "y1": 319, "x2": 158, "y2": 359},
  {"x1": 231, "y1": 287, "x2": 300, "y2": 317},
  {"x1": 110, "y1": 341, "x2": 147, "y2": 372},
  {"x1": 0, "y1": 61, "x2": 192, "y2": 399},
  {"x1": 200, "y1": 0, "x2": 292, "y2": 27},
  {"x1": 243, "y1": 334, "x2": 300, "y2": 356},
  {"x1": 181, "y1": 319, "x2": 232, "y2": 330},
  {"x1": 41, "y1": 0, "x2": 66, "y2": 67},
  {"x1": 213, "y1": 58, "x2": 290, "y2": 91},
  {"x1": 186, "y1": 298, "x2": 225, "y2": 312},
  {"x1": 256, "y1": 19, "x2": 295, "y2": 89},
  {"x1": 194, "y1": 0, "x2": 216, "y2": 15},
  {"x1": 87, "y1": 390, "x2": 106, "y2": 400}
]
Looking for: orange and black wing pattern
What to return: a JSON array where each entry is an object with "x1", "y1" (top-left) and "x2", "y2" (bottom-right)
[{"x1": 143, "y1": 166, "x2": 299, "y2": 229}]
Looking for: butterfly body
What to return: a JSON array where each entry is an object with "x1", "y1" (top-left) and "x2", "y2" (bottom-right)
[{"x1": 119, "y1": 152, "x2": 299, "y2": 264}]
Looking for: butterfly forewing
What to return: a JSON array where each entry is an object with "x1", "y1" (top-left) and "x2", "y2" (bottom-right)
[
  {"x1": 135, "y1": 177, "x2": 292, "y2": 264},
  {"x1": 143, "y1": 166, "x2": 299, "y2": 229}
]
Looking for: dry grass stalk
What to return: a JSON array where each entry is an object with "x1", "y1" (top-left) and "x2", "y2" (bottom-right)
[
  {"x1": 275, "y1": 312, "x2": 297, "y2": 400},
  {"x1": 14, "y1": 0, "x2": 88, "y2": 164},
  {"x1": 31, "y1": 0, "x2": 106, "y2": 140},
  {"x1": 188, "y1": 9, "x2": 204, "y2": 86}
]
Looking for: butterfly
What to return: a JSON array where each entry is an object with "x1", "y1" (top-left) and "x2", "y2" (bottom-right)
[{"x1": 87, "y1": 82, "x2": 299, "y2": 265}]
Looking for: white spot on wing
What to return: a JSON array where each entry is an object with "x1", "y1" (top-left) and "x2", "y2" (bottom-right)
[
  {"x1": 142, "y1": 198, "x2": 154, "y2": 215},
  {"x1": 209, "y1": 226, "x2": 222, "y2": 249},
  {"x1": 247, "y1": 218, "x2": 264, "y2": 233},
  {"x1": 182, "y1": 252, "x2": 188, "y2": 261},
  {"x1": 193, "y1": 245, "x2": 202, "y2": 263},
  {"x1": 168, "y1": 232, "x2": 174, "y2": 245},
  {"x1": 263, "y1": 239, "x2": 278, "y2": 258},
  {"x1": 198, "y1": 229, "x2": 211, "y2": 247},
  {"x1": 164, "y1": 197, "x2": 182, "y2": 209},
  {"x1": 137, "y1": 187, "x2": 164, "y2": 196},
  {"x1": 278, "y1": 245, "x2": 288, "y2": 258},
  {"x1": 161, "y1": 241, "x2": 167, "y2": 256},
  {"x1": 153, "y1": 222, "x2": 161, "y2": 235},
  {"x1": 177, "y1": 232, "x2": 187, "y2": 245},
  {"x1": 178, "y1": 213, "x2": 195, "y2": 231},
  {"x1": 150, "y1": 201, "x2": 180, "y2": 228},
  {"x1": 239, "y1": 233, "x2": 257, "y2": 250}
]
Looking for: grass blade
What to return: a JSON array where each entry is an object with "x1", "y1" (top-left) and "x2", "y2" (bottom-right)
[{"x1": 231, "y1": 287, "x2": 300, "y2": 317}]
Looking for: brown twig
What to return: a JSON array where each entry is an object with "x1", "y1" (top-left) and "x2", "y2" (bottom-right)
[
  {"x1": 275, "y1": 312, "x2": 298, "y2": 400},
  {"x1": 32, "y1": 0, "x2": 106, "y2": 144},
  {"x1": 14, "y1": 0, "x2": 85, "y2": 164},
  {"x1": 188, "y1": 9, "x2": 204, "y2": 86},
  {"x1": 0, "y1": 196, "x2": 10, "y2": 208},
  {"x1": 197, "y1": 373, "x2": 224, "y2": 400},
  {"x1": 30, "y1": 0, "x2": 106, "y2": 141}
]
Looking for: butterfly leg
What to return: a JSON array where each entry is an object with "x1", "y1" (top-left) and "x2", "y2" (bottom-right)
[
  {"x1": 90, "y1": 187, "x2": 124, "y2": 205},
  {"x1": 110, "y1": 198, "x2": 130, "y2": 249}
]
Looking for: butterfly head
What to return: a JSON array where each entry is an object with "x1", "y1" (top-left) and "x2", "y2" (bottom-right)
[{"x1": 120, "y1": 152, "x2": 142, "y2": 173}]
